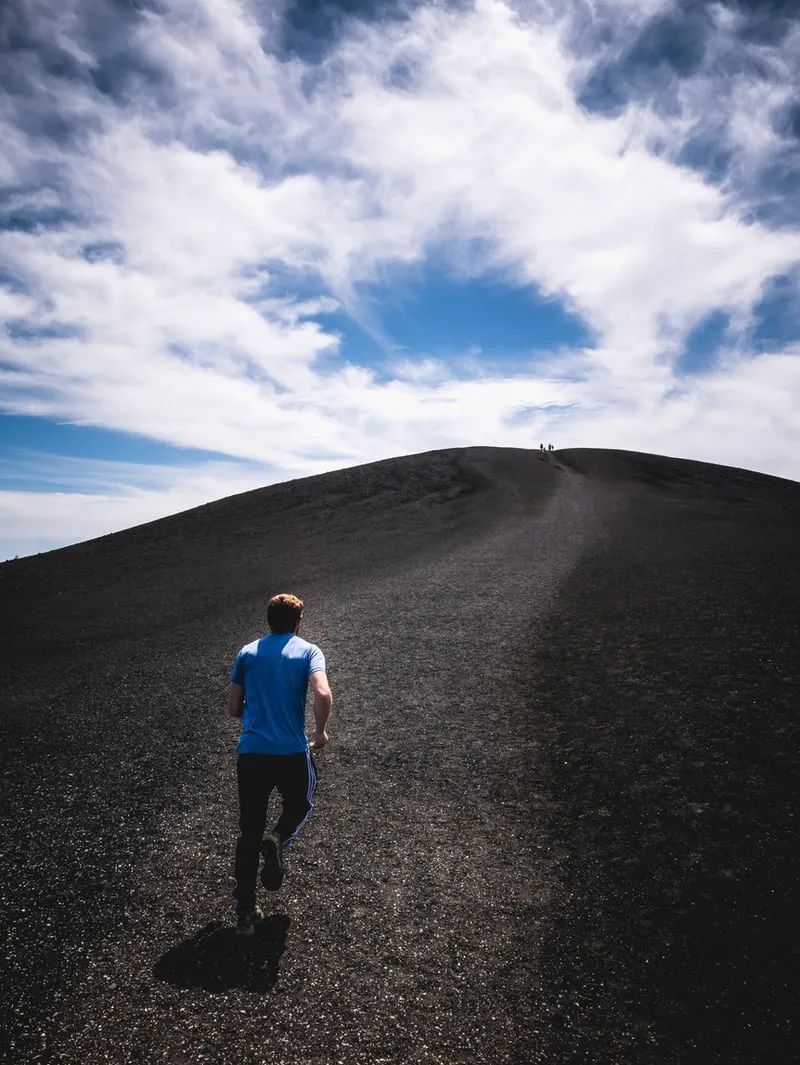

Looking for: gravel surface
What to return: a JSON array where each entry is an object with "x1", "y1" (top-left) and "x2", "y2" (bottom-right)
[{"x1": 1, "y1": 446, "x2": 798, "y2": 1064}]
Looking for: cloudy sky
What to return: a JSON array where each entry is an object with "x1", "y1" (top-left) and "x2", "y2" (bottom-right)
[{"x1": 1, "y1": 0, "x2": 799, "y2": 558}]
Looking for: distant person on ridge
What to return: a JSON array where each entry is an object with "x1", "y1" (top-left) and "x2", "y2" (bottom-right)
[{"x1": 228, "y1": 593, "x2": 332, "y2": 936}]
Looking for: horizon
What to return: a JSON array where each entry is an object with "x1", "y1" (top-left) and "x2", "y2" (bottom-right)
[
  {"x1": 3, "y1": 442, "x2": 797, "y2": 563},
  {"x1": 2, "y1": 0, "x2": 799, "y2": 558}
]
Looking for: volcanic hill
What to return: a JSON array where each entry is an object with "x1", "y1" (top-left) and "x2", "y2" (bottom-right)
[{"x1": 1, "y1": 446, "x2": 798, "y2": 1065}]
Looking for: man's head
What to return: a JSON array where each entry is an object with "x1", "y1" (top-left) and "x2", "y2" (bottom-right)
[{"x1": 267, "y1": 593, "x2": 304, "y2": 634}]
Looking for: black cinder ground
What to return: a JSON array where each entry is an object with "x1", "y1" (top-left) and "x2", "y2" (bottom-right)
[{"x1": 1, "y1": 447, "x2": 798, "y2": 1064}]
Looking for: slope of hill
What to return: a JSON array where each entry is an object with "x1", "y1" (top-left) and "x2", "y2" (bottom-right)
[{"x1": 1, "y1": 446, "x2": 798, "y2": 1065}]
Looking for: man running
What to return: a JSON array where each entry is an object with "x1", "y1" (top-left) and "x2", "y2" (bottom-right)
[{"x1": 228, "y1": 593, "x2": 332, "y2": 935}]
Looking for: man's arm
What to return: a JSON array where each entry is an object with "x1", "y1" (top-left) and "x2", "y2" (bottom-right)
[
  {"x1": 228, "y1": 682, "x2": 244, "y2": 719},
  {"x1": 309, "y1": 670, "x2": 332, "y2": 749}
]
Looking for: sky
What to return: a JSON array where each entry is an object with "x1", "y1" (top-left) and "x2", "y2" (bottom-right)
[{"x1": 1, "y1": 0, "x2": 799, "y2": 559}]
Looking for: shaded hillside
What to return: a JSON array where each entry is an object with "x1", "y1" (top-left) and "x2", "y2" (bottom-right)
[
  {"x1": 1, "y1": 446, "x2": 798, "y2": 1065},
  {"x1": 0, "y1": 448, "x2": 523, "y2": 662}
]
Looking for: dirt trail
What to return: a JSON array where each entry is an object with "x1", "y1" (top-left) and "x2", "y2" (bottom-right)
[{"x1": 281, "y1": 457, "x2": 604, "y2": 1060}]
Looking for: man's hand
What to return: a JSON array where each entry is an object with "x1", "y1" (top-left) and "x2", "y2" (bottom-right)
[
  {"x1": 228, "y1": 682, "x2": 244, "y2": 719},
  {"x1": 309, "y1": 729, "x2": 329, "y2": 750},
  {"x1": 309, "y1": 671, "x2": 332, "y2": 749}
]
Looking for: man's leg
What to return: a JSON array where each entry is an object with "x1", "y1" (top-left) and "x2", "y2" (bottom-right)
[
  {"x1": 274, "y1": 749, "x2": 318, "y2": 849},
  {"x1": 233, "y1": 754, "x2": 273, "y2": 912}
]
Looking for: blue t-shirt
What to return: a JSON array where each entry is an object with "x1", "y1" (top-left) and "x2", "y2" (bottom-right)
[{"x1": 231, "y1": 633, "x2": 326, "y2": 755}]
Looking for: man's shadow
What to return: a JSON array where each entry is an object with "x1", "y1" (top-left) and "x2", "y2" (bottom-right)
[{"x1": 154, "y1": 915, "x2": 290, "y2": 994}]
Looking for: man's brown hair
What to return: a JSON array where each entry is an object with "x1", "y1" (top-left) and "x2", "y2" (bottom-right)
[{"x1": 267, "y1": 593, "x2": 304, "y2": 634}]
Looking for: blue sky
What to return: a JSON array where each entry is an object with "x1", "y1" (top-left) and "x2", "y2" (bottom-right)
[{"x1": 1, "y1": 0, "x2": 799, "y2": 558}]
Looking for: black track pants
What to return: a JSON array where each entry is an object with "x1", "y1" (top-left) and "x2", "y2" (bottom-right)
[{"x1": 233, "y1": 751, "x2": 317, "y2": 912}]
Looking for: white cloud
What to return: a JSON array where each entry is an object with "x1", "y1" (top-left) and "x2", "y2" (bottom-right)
[
  {"x1": 0, "y1": 286, "x2": 35, "y2": 320},
  {"x1": 568, "y1": 2, "x2": 800, "y2": 229},
  {"x1": 388, "y1": 356, "x2": 450, "y2": 384},
  {"x1": 557, "y1": 345, "x2": 800, "y2": 480},
  {"x1": 1, "y1": 0, "x2": 799, "y2": 556},
  {"x1": 318, "y1": 0, "x2": 796, "y2": 361}
]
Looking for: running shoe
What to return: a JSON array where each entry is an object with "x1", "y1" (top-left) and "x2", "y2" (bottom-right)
[
  {"x1": 236, "y1": 905, "x2": 264, "y2": 937},
  {"x1": 260, "y1": 831, "x2": 284, "y2": 890}
]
